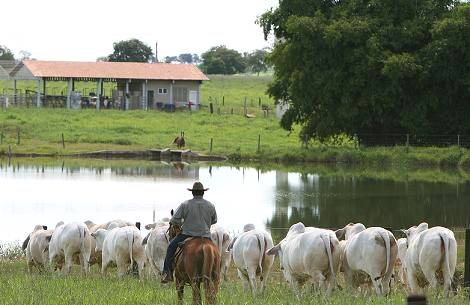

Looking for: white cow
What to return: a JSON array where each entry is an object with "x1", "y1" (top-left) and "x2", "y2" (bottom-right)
[
  {"x1": 267, "y1": 222, "x2": 340, "y2": 297},
  {"x1": 85, "y1": 219, "x2": 136, "y2": 266},
  {"x1": 142, "y1": 220, "x2": 170, "y2": 279},
  {"x1": 211, "y1": 224, "x2": 232, "y2": 281},
  {"x1": 49, "y1": 221, "x2": 92, "y2": 275},
  {"x1": 335, "y1": 223, "x2": 397, "y2": 296},
  {"x1": 404, "y1": 222, "x2": 457, "y2": 297},
  {"x1": 395, "y1": 238, "x2": 408, "y2": 285},
  {"x1": 231, "y1": 224, "x2": 274, "y2": 295},
  {"x1": 23, "y1": 225, "x2": 53, "y2": 273},
  {"x1": 92, "y1": 226, "x2": 146, "y2": 279}
]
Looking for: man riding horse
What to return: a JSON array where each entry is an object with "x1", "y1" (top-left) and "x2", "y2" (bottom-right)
[{"x1": 161, "y1": 181, "x2": 218, "y2": 283}]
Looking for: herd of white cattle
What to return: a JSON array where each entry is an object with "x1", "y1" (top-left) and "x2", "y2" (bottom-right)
[{"x1": 22, "y1": 219, "x2": 458, "y2": 298}]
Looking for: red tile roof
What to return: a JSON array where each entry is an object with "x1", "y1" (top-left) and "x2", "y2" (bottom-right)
[{"x1": 22, "y1": 60, "x2": 209, "y2": 81}]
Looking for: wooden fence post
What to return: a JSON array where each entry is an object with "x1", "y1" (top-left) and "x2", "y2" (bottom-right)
[
  {"x1": 257, "y1": 134, "x2": 261, "y2": 153},
  {"x1": 406, "y1": 134, "x2": 410, "y2": 152},
  {"x1": 209, "y1": 102, "x2": 213, "y2": 114},
  {"x1": 222, "y1": 96, "x2": 225, "y2": 106},
  {"x1": 61, "y1": 133, "x2": 65, "y2": 149},
  {"x1": 259, "y1": 97, "x2": 261, "y2": 107},
  {"x1": 0, "y1": 132, "x2": 3, "y2": 145},
  {"x1": 231, "y1": 108, "x2": 233, "y2": 115},
  {"x1": 458, "y1": 134, "x2": 460, "y2": 148},
  {"x1": 465, "y1": 228, "x2": 470, "y2": 291},
  {"x1": 16, "y1": 127, "x2": 20, "y2": 145},
  {"x1": 210, "y1": 138, "x2": 213, "y2": 154},
  {"x1": 244, "y1": 97, "x2": 247, "y2": 117}
]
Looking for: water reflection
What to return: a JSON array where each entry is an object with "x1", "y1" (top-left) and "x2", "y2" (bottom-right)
[{"x1": 0, "y1": 159, "x2": 468, "y2": 243}]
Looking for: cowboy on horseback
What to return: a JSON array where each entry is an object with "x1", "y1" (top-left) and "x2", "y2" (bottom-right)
[{"x1": 161, "y1": 181, "x2": 217, "y2": 283}]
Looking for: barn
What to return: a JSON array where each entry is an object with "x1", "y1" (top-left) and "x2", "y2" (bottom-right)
[{"x1": 0, "y1": 60, "x2": 209, "y2": 110}]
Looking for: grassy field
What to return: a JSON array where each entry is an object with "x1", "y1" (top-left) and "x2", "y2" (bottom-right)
[
  {"x1": 0, "y1": 257, "x2": 468, "y2": 305},
  {"x1": 1, "y1": 75, "x2": 470, "y2": 168}
]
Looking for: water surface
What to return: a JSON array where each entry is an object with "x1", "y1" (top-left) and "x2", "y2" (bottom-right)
[{"x1": 1, "y1": 159, "x2": 468, "y2": 243}]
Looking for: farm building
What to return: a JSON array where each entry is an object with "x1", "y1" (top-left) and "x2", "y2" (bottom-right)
[{"x1": 0, "y1": 60, "x2": 209, "y2": 110}]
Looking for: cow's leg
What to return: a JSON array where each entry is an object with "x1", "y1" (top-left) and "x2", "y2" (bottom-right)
[
  {"x1": 191, "y1": 280, "x2": 202, "y2": 305},
  {"x1": 237, "y1": 269, "x2": 250, "y2": 292},
  {"x1": 27, "y1": 260, "x2": 34, "y2": 274},
  {"x1": 407, "y1": 271, "x2": 422, "y2": 295},
  {"x1": 116, "y1": 255, "x2": 128, "y2": 278},
  {"x1": 101, "y1": 257, "x2": 110, "y2": 277},
  {"x1": 62, "y1": 248, "x2": 74, "y2": 276},
  {"x1": 422, "y1": 266, "x2": 438, "y2": 296},
  {"x1": 246, "y1": 266, "x2": 258, "y2": 296},
  {"x1": 136, "y1": 257, "x2": 146, "y2": 281}
]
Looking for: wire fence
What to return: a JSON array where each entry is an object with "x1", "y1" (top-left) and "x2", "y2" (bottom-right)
[{"x1": 358, "y1": 133, "x2": 470, "y2": 148}]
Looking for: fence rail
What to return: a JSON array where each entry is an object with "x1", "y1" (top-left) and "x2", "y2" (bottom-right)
[{"x1": 358, "y1": 133, "x2": 470, "y2": 148}]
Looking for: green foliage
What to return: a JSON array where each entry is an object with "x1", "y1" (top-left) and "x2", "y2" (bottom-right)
[
  {"x1": 259, "y1": 0, "x2": 470, "y2": 141},
  {"x1": 201, "y1": 46, "x2": 246, "y2": 74},
  {"x1": 106, "y1": 39, "x2": 154, "y2": 63},
  {"x1": 245, "y1": 49, "x2": 271, "y2": 75},
  {"x1": 0, "y1": 45, "x2": 14, "y2": 60}
]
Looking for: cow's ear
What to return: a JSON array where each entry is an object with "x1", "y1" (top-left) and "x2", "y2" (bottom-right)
[
  {"x1": 42, "y1": 225, "x2": 48, "y2": 230},
  {"x1": 171, "y1": 209, "x2": 174, "y2": 216},
  {"x1": 45, "y1": 235, "x2": 52, "y2": 242},
  {"x1": 22, "y1": 235, "x2": 31, "y2": 251},
  {"x1": 335, "y1": 228, "x2": 346, "y2": 240},
  {"x1": 266, "y1": 244, "x2": 281, "y2": 256}
]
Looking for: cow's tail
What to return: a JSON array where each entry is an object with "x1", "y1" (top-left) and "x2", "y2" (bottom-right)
[
  {"x1": 78, "y1": 225, "x2": 86, "y2": 257},
  {"x1": 320, "y1": 233, "x2": 336, "y2": 286},
  {"x1": 216, "y1": 229, "x2": 224, "y2": 253},
  {"x1": 439, "y1": 233, "x2": 452, "y2": 293},
  {"x1": 256, "y1": 232, "x2": 266, "y2": 276},
  {"x1": 126, "y1": 230, "x2": 135, "y2": 268},
  {"x1": 375, "y1": 231, "x2": 391, "y2": 280}
]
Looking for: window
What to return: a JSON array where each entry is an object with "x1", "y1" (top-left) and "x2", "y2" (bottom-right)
[
  {"x1": 172, "y1": 87, "x2": 188, "y2": 103},
  {"x1": 158, "y1": 88, "x2": 168, "y2": 94}
]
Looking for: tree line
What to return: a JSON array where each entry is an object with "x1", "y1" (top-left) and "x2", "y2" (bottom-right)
[
  {"x1": 99, "y1": 39, "x2": 271, "y2": 75},
  {"x1": 2, "y1": 39, "x2": 270, "y2": 76}
]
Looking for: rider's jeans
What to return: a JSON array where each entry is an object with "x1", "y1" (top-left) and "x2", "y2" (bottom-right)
[{"x1": 163, "y1": 234, "x2": 189, "y2": 274}]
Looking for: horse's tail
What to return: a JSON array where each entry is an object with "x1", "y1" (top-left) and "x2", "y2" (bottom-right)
[
  {"x1": 202, "y1": 240, "x2": 220, "y2": 303},
  {"x1": 202, "y1": 240, "x2": 220, "y2": 285}
]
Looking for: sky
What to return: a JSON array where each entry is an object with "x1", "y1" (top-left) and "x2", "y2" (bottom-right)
[{"x1": 1, "y1": 0, "x2": 278, "y2": 62}]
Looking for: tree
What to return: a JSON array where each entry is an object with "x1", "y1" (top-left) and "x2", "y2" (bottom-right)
[
  {"x1": 19, "y1": 50, "x2": 31, "y2": 60},
  {"x1": 178, "y1": 53, "x2": 193, "y2": 63},
  {"x1": 259, "y1": 0, "x2": 470, "y2": 141},
  {"x1": 107, "y1": 39, "x2": 154, "y2": 63},
  {"x1": 164, "y1": 56, "x2": 178, "y2": 63},
  {"x1": 245, "y1": 49, "x2": 270, "y2": 75},
  {"x1": 201, "y1": 46, "x2": 246, "y2": 74},
  {"x1": 0, "y1": 45, "x2": 15, "y2": 60}
]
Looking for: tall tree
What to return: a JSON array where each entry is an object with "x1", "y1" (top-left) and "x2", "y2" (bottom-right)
[
  {"x1": 201, "y1": 46, "x2": 246, "y2": 74},
  {"x1": 245, "y1": 49, "x2": 270, "y2": 75},
  {"x1": 259, "y1": 0, "x2": 470, "y2": 141},
  {"x1": 0, "y1": 45, "x2": 15, "y2": 60},
  {"x1": 107, "y1": 39, "x2": 154, "y2": 63}
]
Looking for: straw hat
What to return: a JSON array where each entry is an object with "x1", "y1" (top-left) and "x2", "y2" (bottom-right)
[{"x1": 187, "y1": 181, "x2": 209, "y2": 192}]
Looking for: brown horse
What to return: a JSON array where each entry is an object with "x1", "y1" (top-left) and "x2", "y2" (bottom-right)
[{"x1": 168, "y1": 222, "x2": 221, "y2": 305}]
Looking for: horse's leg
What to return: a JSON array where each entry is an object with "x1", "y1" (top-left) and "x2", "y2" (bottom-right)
[
  {"x1": 192, "y1": 280, "x2": 202, "y2": 305},
  {"x1": 176, "y1": 278, "x2": 184, "y2": 305},
  {"x1": 204, "y1": 278, "x2": 216, "y2": 305}
]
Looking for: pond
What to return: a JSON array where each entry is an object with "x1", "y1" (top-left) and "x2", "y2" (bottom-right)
[{"x1": 1, "y1": 159, "x2": 469, "y2": 243}]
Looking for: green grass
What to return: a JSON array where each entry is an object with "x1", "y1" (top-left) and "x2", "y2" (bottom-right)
[
  {"x1": 1, "y1": 75, "x2": 470, "y2": 169},
  {"x1": 0, "y1": 259, "x2": 467, "y2": 305}
]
